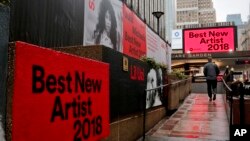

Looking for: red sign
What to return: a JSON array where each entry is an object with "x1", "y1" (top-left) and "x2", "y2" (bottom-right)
[
  {"x1": 123, "y1": 5, "x2": 146, "y2": 59},
  {"x1": 12, "y1": 42, "x2": 110, "y2": 141},
  {"x1": 183, "y1": 26, "x2": 236, "y2": 53}
]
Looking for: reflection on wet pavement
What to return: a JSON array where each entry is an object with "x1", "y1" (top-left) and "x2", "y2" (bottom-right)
[{"x1": 146, "y1": 94, "x2": 229, "y2": 141}]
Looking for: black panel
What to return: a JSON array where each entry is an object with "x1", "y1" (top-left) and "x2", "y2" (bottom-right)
[
  {"x1": 102, "y1": 47, "x2": 149, "y2": 121},
  {"x1": 10, "y1": 0, "x2": 84, "y2": 47},
  {"x1": 0, "y1": 5, "x2": 9, "y2": 128}
]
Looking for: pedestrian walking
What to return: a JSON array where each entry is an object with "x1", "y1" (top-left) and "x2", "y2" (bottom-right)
[{"x1": 203, "y1": 57, "x2": 220, "y2": 101}]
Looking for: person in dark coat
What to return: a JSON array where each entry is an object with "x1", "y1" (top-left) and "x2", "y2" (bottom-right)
[{"x1": 203, "y1": 57, "x2": 220, "y2": 101}]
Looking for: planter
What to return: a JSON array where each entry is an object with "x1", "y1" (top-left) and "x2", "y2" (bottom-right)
[{"x1": 167, "y1": 82, "x2": 180, "y2": 110}]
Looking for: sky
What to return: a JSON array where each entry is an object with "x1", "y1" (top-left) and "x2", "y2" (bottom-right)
[{"x1": 212, "y1": 0, "x2": 250, "y2": 22}]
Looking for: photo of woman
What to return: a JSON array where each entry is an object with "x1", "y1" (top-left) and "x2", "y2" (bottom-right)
[
  {"x1": 146, "y1": 68, "x2": 157, "y2": 109},
  {"x1": 84, "y1": 0, "x2": 122, "y2": 52},
  {"x1": 93, "y1": 0, "x2": 118, "y2": 50},
  {"x1": 146, "y1": 68, "x2": 163, "y2": 109}
]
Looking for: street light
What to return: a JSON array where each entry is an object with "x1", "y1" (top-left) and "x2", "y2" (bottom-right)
[{"x1": 152, "y1": 11, "x2": 164, "y2": 35}]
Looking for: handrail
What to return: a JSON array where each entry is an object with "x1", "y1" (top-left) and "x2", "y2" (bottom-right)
[
  {"x1": 145, "y1": 79, "x2": 190, "y2": 92},
  {"x1": 221, "y1": 78, "x2": 232, "y2": 92},
  {"x1": 145, "y1": 83, "x2": 170, "y2": 91},
  {"x1": 221, "y1": 77, "x2": 234, "y2": 141}
]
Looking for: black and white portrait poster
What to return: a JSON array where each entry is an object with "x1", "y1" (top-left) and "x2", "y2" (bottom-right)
[
  {"x1": 146, "y1": 68, "x2": 163, "y2": 109},
  {"x1": 84, "y1": 0, "x2": 123, "y2": 52}
]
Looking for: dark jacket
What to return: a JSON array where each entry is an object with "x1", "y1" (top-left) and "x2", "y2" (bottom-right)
[{"x1": 203, "y1": 62, "x2": 220, "y2": 80}]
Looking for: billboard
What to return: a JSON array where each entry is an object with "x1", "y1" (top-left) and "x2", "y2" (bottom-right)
[
  {"x1": 183, "y1": 26, "x2": 236, "y2": 53},
  {"x1": 172, "y1": 29, "x2": 183, "y2": 50},
  {"x1": 84, "y1": 0, "x2": 123, "y2": 52},
  {"x1": 10, "y1": 0, "x2": 171, "y2": 66},
  {"x1": 10, "y1": 42, "x2": 110, "y2": 141},
  {"x1": 146, "y1": 27, "x2": 167, "y2": 65},
  {"x1": 83, "y1": 0, "x2": 169, "y2": 65},
  {"x1": 123, "y1": 5, "x2": 146, "y2": 59}
]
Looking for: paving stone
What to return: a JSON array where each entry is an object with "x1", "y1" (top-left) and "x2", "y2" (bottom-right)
[{"x1": 144, "y1": 93, "x2": 230, "y2": 141}]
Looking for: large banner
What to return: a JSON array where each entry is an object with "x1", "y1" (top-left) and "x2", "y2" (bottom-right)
[
  {"x1": 11, "y1": 42, "x2": 110, "y2": 141},
  {"x1": 146, "y1": 27, "x2": 168, "y2": 65},
  {"x1": 83, "y1": 0, "x2": 169, "y2": 66},
  {"x1": 84, "y1": 0, "x2": 123, "y2": 52},
  {"x1": 123, "y1": 5, "x2": 146, "y2": 59},
  {"x1": 183, "y1": 26, "x2": 236, "y2": 53}
]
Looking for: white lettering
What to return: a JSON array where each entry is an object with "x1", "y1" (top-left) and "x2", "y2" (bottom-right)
[{"x1": 234, "y1": 129, "x2": 247, "y2": 136}]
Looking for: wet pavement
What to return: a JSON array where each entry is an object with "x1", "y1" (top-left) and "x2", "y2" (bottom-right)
[{"x1": 143, "y1": 93, "x2": 229, "y2": 141}]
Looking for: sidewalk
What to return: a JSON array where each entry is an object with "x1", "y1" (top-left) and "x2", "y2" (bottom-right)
[{"x1": 143, "y1": 93, "x2": 229, "y2": 141}]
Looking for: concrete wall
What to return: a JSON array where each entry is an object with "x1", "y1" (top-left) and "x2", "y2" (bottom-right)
[{"x1": 102, "y1": 107, "x2": 166, "y2": 141}]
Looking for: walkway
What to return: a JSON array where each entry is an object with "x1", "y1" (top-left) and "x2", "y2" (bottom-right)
[{"x1": 144, "y1": 93, "x2": 229, "y2": 141}]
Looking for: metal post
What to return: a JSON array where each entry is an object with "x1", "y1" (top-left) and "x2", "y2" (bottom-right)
[
  {"x1": 143, "y1": 90, "x2": 146, "y2": 141},
  {"x1": 239, "y1": 82, "x2": 245, "y2": 125},
  {"x1": 230, "y1": 90, "x2": 233, "y2": 141},
  {"x1": 157, "y1": 18, "x2": 160, "y2": 34},
  {"x1": 152, "y1": 11, "x2": 164, "y2": 35}
]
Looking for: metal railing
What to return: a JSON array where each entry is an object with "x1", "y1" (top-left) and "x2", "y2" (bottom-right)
[
  {"x1": 221, "y1": 77, "x2": 248, "y2": 140},
  {"x1": 221, "y1": 78, "x2": 233, "y2": 133}
]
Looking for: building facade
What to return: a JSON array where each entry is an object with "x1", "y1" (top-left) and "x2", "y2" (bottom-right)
[
  {"x1": 226, "y1": 14, "x2": 243, "y2": 26},
  {"x1": 165, "y1": 0, "x2": 176, "y2": 41},
  {"x1": 176, "y1": 0, "x2": 216, "y2": 28},
  {"x1": 239, "y1": 21, "x2": 250, "y2": 51}
]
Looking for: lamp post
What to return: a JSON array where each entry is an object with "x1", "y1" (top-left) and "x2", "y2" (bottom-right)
[{"x1": 152, "y1": 11, "x2": 164, "y2": 34}]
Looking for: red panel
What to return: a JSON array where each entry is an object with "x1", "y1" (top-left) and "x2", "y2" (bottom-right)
[
  {"x1": 184, "y1": 27, "x2": 235, "y2": 53},
  {"x1": 123, "y1": 5, "x2": 146, "y2": 59},
  {"x1": 12, "y1": 41, "x2": 109, "y2": 141}
]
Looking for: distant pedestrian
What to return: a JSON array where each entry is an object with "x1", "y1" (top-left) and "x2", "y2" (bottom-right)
[
  {"x1": 203, "y1": 57, "x2": 220, "y2": 101},
  {"x1": 223, "y1": 65, "x2": 230, "y2": 82}
]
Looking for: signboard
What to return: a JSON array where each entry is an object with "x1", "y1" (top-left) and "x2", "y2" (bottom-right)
[
  {"x1": 172, "y1": 29, "x2": 183, "y2": 49},
  {"x1": 146, "y1": 27, "x2": 167, "y2": 65},
  {"x1": 83, "y1": 0, "x2": 169, "y2": 65},
  {"x1": 123, "y1": 5, "x2": 146, "y2": 59},
  {"x1": 172, "y1": 50, "x2": 250, "y2": 60},
  {"x1": 183, "y1": 26, "x2": 236, "y2": 53},
  {"x1": 12, "y1": 42, "x2": 109, "y2": 141},
  {"x1": 84, "y1": 0, "x2": 123, "y2": 52}
]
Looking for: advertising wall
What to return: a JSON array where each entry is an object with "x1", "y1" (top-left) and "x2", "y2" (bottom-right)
[
  {"x1": 8, "y1": 42, "x2": 110, "y2": 141},
  {"x1": 183, "y1": 26, "x2": 236, "y2": 53},
  {"x1": 55, "y1": 45, "x2": 166, "y2": 119},
  {"x1": 101, "y1": 48, "x2": 165, "y2": 112},
  {"x1": 9, "y1": 0, "x2": 170, "y2": 123},
  {"x1": 84, "y1": 0, "x2": 123, "y2": 52},
  {"x1": 10, "y1": 0, "x2": 170, "y2": 66},
  {"x1": 146, "y1": 27, "x2": 168, "y2": 65},
  {"x1": 123, "y1": 5, "x2": 146, "y2": 59},
  {"x1": 83, "y1": 0, "x2": 169, "y2": 66}
]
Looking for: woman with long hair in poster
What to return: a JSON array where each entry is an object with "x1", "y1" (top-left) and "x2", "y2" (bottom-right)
[{"x1": 93, "y1": 0, "x2": 119, "y2": 51}]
